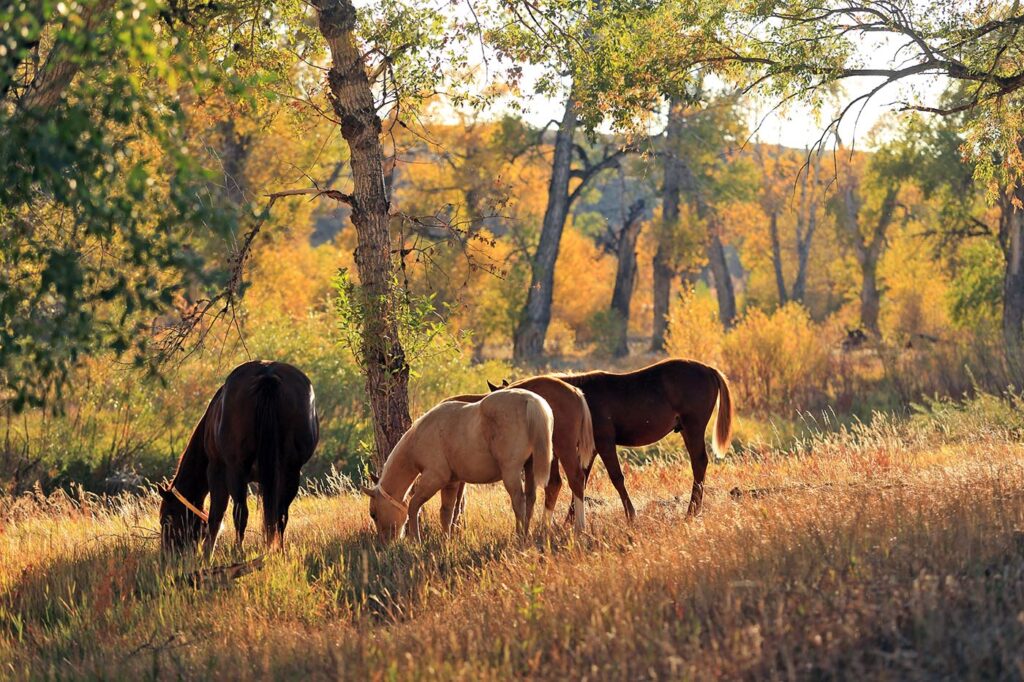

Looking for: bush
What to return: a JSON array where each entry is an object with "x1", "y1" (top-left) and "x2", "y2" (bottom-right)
[
  {"x1": 664, "y1": 287, "x2": 724, "y2": 367},
  {"x1": 722, "y1": 304, "x2": 833, "y2": 412}
]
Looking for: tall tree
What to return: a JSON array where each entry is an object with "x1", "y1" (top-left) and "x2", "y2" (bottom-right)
[
  {"x1": 311, "y1": 0, "x2": 412, "y2": 467},
  {"x1": 608, "y1": 199, "x2": 646, "y2": 357},
  {"x1": 513, "y1": 94, "x2": 578, "y2": 361},
  {"x1": 651, "y1": 95, "x2": 686, "y2": 351}
]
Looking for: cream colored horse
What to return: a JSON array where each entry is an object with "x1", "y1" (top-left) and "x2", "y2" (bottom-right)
[{"x1": 363, "y1": 388, "x2": 554, "y2": 542}]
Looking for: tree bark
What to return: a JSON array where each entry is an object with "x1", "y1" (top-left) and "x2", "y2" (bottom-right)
[
  {"x1": 677, "y1": 145, "x2": 737, "y2": 328},
  {"x1": 840, "y1": 178, "x2": 895, "y2": 336},
  {"x1": 610, "y1": 200, "x2": 645, "y2": 357},
  {"x1": 651, "y1": 96, "x2": 685, "y2": 351},
  {"x1": 17, "y1": 0, "x2": 115, "y2": 112},
  {"x1": 313, "y1": 0, "x2": 411, "y2": 469},
  {"x1": 790, "y1": 153, "x2": 820, "y2": 304},
  {"x1": 1000, "y1": 179, "x2": 1024, "y2": 380},
  {"x1": 513, "y1": 92, "x2": 577, "y2": 362},
  {"x1": 707, "y1": 229, "x2": 737, "y2": 327},
  {"x1": 768, "y1": 210, "x2": 787, "y2": 306},
  {"x1": 216, "y1": 119, "x2": 252, "y2": 208}
]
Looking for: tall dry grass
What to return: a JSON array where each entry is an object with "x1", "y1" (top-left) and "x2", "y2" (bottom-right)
[{"x1": 2, "y1": 397, "x2": 1024, "y2": 679}]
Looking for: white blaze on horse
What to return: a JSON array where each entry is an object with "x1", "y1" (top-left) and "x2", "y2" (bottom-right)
[{"x1": 363, "y1": 388, "x2": 554, "y2": 542}]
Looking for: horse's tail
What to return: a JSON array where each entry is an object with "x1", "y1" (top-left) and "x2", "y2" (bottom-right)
[
  {"x1": 576, "y1": 391, "x2": 597, "y2": 470},
  {"x1": 711, "y1": 368, "x2": 734, "y2": 457},
  {"x1": 254, "y1": 367, "x2": 283, "y2": 544},
  {"x1": 525, "y1": 394, "x2": 554, "y2": 490}
]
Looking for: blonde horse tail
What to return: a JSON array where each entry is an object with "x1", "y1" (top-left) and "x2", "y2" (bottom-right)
[
  {"x1": 712, "y1": 368, "x2": 734, "y2": 458},
  {"x1": 525, "y1": 394, "x2": 554, "y2": 491},
  {"x1": 577, "y1": 391, "x2": 597, "y2": 470}
]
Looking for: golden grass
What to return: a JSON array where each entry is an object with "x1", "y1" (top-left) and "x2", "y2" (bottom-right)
[{"x1": 3, "y1": 407, "x2": 1024, "y2": 679}]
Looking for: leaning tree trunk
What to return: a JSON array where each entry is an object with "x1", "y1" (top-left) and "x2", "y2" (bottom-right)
[
  {"x1": 513, "y1": 92, "x2": 577, "y2": 362},
  {"x1": 651, "y1": 95, "x2": 685, "y2": 352},
  {"x1": 707, "y1": 229, "x2": 737, "y2": 327},
  {"x1": 768, "y1": 211, "x2": 787, "y2": 306},
  {"x1": 313, "y1": 0, "x2": 411, "y2": 469},
  {"x1": 1000, "y1": 180, "x2": 1024, "y2": 381},
  {"x1": 610, "y1": 200, "x2": 645, "y2": 357}
]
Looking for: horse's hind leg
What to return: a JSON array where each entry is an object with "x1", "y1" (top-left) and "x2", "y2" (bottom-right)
[
  {"x1": 543, "y1": 460, "x2": 562, "y2": 527},
  {"x1": 681, "y1": 422, "x2": 709, "y2": 516},
  {"x1": 523, "y1": 457, "x2": 537, "y2": 537},
  {"x1": 500, "y1": 467, "x2": 528, "y2": 538},
  {"x1": 274, "y1": 465, "x2": 302, "y2": 549},
  {"x1": 229, "y1": 473, "x2": 249, "y2": 548},
  {"x1": 563, "y1": 462, "x2": 587, "y2": 532}
]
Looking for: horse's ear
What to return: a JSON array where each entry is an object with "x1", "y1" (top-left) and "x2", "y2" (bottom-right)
[
  {"x1": 361, "y1": 486, "x2": 377, "y2": 498},
  {"x1": 156, "y1": 482, "x2": 171, "y2": 499},
  {"x1": 369, "y1": 472, "x2": 379, "y2": 485},
  {"x1": 501, "y1": 379, "x2": 509, "y2": 387},
  {"x1": 486, "y1": 380, "x2": 499, "y2": 392}
]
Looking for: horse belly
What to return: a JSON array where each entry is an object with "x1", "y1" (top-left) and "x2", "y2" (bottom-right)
[
  {"x1": 451, "y1": 458, "x2": 502, "y2": 485},
  {"x1": 615, "y1": 410, "x2": 676, "y2": 447}
]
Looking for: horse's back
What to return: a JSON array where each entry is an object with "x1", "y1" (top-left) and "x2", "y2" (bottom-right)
[{"x1": 213, "y1": 361, "x2": 319, "y2": 460}]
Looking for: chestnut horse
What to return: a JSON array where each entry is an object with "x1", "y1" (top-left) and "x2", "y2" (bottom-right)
[
  {"x1": 364, "y1": 389, "x2": 554, "y2": 542},
  {"x1": 447, "y1": 376, "x2": 596, "y2": 531},
  {"x1": 495, "y1": 359, "x2": 732, "y2": 520},
  {"x1": 159, "y1": 361, "x2": 319, "y2": 557}
]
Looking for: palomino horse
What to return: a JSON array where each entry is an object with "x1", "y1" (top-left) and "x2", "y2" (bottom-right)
[
  {"x1": 448, "y1": 376, "x2": 596, "y2": 531},
  {"x1": 159, "y1": 361, "x2": 319, "y2": 557},
  {"x1": 495, "y1": 359, "x2": 732, "y2": 520},
  {"x1": 363, "y1": 388, "x2": 554, "y2": 542}
]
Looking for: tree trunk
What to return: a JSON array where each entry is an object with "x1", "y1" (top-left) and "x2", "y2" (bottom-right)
[
  {"x1": 216, "y1": 119, "x2": 252, "y2": 208},
  {"x1": 513, "y1": 92, "x2": 577, "y2": 362},
  {"x1": 840, "y1": 178, "x2": 895, "y2": 337},
  {"x1": 313, "y1": 0, "x2": 411, "y2": 469},
  {"x1": 610, "y1": 200, "x2": 645, "y2": 357},
  {"x1": 707, "y1": 229, "x2": 737, "y2": 327},
  {"x1": 17, "y1": 0, "x2": 115, "y2": 112},
  {"x1": 1000, "y1": 180, "x2": 1024, "y2": 380},
  {"x1": 860, "y1": 257, "x2": 881, "y2": 336},
  {"x1": 651, "y1": 96, "x2": 685, "y2": 352},
  {"x1": 768, "y1": 211, "x2": 787, "y2": 306},
  {"x1": 790, "y1": 153, "x2": 820, "y2": 304}
]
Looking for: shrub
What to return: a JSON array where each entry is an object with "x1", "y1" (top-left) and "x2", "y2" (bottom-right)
[
  {"x1": 664, "y1": 287, "x2": 724, "y2": 367},
  {"x1": 722, "y1": 304, "x2": 833, "y2": 412}
]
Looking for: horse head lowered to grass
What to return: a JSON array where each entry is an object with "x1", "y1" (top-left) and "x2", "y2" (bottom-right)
[
  {"x1": 159, "y1": 361, "x2": 319, "y2": 558},
  {"x1": 364, "y1": 388, "x2": 554, "y2": 543}
]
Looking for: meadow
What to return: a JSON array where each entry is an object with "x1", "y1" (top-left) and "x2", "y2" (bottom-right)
[{"x1": 3, "y1": 393, "x2": 1023, "y2": 680}]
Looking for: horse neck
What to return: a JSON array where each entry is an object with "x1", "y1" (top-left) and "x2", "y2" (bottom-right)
[
  {"x1": 171, "y1": 418, "x2": 210, "y2": 502},
  {"x1": 378, "y1": 437, "x2": 419, "y2": 501}
]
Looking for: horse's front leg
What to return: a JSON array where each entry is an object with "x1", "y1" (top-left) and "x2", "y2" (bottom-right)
[
  {"x1": 595, "y1": 434, "x2": 636, "y2": 522},
  {"x1": 203, "y1": 462, "x2": 230, "y2": 561},
  {"x1": 406, "y1": 474, "x2": 445, "y2": 541}
]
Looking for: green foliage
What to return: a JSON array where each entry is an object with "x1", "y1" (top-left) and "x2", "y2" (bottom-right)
[
  {"x1": 949, "y1": 240, "x2": 1003, "y2": 330},
  {"x1": 0, "y1": 0, "x2": 243, "y2": 409},
  {"x1": 332, "y1": 269, "x2": 466, "y2": 380}
]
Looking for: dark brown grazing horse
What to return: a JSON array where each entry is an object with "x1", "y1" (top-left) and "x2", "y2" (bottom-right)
[
  {"x1": 447, "y1": 376, "x2": 597, "y2": 530},
  {"x1": 159, "y1": 361, "x2": 319, "y2": 558},
  {"x1": 495, "y1": 359, "x2": 732, "y2": 520}
]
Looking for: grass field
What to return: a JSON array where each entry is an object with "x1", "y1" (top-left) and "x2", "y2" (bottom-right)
[{"x1": 3, "y1": 398, "x2": 1024, "y2": 680}]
